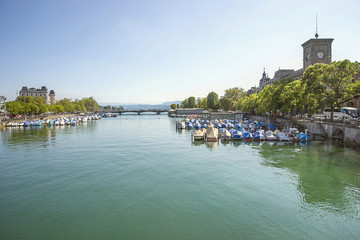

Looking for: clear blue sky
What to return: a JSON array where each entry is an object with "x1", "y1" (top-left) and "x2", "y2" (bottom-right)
[{"x1": 0, "y1": 0, "x2": 359, "y2": 104}]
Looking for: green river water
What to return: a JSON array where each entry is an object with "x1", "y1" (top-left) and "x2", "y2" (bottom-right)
[{"x1": 0, "y1": 115, "x2": 359, "y2": 239}]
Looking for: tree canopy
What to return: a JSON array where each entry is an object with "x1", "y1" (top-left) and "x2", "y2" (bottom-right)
[{"x1": 5, "y1": 96, "x2": 99, "y2": 116}]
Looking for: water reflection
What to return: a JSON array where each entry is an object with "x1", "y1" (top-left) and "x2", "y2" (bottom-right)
[
  {"x1": 1, "y1": 126, "x2": 56, "y2": 150},
  {"x1": 1, "y1": 123, "x2": 98, "y2": 150},
  {"x1": 258, "y1": 141, "x2": 360, "y2": 216},
  {"x1": 205, "y1": 141, "x2": 219, "y2": 150}
]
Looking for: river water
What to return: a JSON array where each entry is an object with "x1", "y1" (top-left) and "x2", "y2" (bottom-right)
[{"x1": 1, "y1": 115, "x2": 359, "y2": 240}]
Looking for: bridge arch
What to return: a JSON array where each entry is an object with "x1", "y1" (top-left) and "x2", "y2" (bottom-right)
[{"x1": 333, "y1": 128, "x2": 344, "y2": 140}]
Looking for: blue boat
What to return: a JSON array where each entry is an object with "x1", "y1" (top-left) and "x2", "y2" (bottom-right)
[
  {"x1": 298, "y1": 132, "x2": 311, "y2": 141},
  {"x1": 201, "y1": 124, "x2": 208, "y2": 129},
  {"x1": 229, "y1": 128, "x2": 236, "y2": 134},
  {"x1": 232, "y1": 130, "x2": 243, "y2": 141},
  {"x1": 186, "y1": 122, "x2": 193, "y2": 129},
  {"x1": 268, "y1": 124, "x2": 276, "y2": 131},
  {"x1": 253, "y1": 130, "x2": 265, "y2": 141},
  {"x1": 194, "y1": 123, "x2": 201, "y2": 129},
  {"x1": 244, "y1": 131, "x2": 253, "y2": 141},
  {"x1": 218, "y1": 128, "x2": 226, "y2": 134}
]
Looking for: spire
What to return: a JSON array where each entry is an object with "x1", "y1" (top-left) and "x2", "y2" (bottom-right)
[
  {"x1": 262, "y1": 68, "x2": 266, "y2": 78},
  {"x1": 315, "y1": 13, "x2": 319, "y2": 38}
]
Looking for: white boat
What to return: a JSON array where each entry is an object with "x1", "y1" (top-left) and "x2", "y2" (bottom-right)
[
  {"x1": 221, "y1": 129, "x2": 232, "y2": 141},
  {"x1": 206, "y1": 127, "x2": 219, "y2": 142},
  {"x1": 265, "y1": 131, "x2": 277, "y2": 141},
  {"x1": 176, "y1": 121, "x2": 186, "y2": 129},
  {"x1": 193, "y1": 129, "x2": 206, "y2": 141},
  {"x1": 275, "y1": 131, "x2": 291, "y2": 141}
]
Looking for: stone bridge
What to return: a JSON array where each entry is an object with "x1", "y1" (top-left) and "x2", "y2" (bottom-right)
[{"x1": 112, "y1": 109, "x2": 169, "y2": 115}]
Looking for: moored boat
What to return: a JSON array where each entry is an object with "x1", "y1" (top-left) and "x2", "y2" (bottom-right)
[
  {"x1": 232, "y1": 130, "x2": 243, "y2": 141},
  {"x1": 253, "y1": 130, "x2": 265, "y2": 141},
  {"x1": 265, "y1": 131, "x2": 277, "y2": 141},
  {"x1": 206, "y1": 127, "x2": 219, "y2": 142},
  {"x1": 243, "y1": 131, "x2": 253, "y2": 141}
]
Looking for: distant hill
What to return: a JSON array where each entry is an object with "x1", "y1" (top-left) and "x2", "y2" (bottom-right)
[
  {"x1": 99, "y1": 100, "x2": 181, "y2": 110},
  {"x1": 162, "y1": 101, "x2": 182, "y2": 105}
]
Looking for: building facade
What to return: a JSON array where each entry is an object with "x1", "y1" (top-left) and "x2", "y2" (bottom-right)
[
  {"x1": 19, "y1": 86, "x2": 56, "y2": 105},
  {"x1": 250, "y1": 35, "x2": 334, "y2": 94},
  {"x1": 0, "y1": 96, "x2": 5, "y2": 113}
]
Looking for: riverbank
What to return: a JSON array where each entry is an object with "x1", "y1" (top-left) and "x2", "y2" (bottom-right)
[{"x1": 248, "y1": 114, "x2": 360, "y2": 147}]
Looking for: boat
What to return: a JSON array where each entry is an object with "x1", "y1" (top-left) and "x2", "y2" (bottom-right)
[
  {"x1": 243, "y1": 131, "x2": 253, "y2": 141},
  {"x1": 289, "y1": 128, "x2": 299, "y2": 135},
  {"x1": 228, "y1": 128, "x2": 236, "y2": 134},
  {"x1": 186, "y1": 122, "x2": 193, "y2": 129},
  {"x1": 193, "y1": 129, "x2": 206, "y2": 141},
  {"x1": 232, "y1": 130, "x2": 243, "y2": 141},
  {"x1": 253, "y1": 130, "x2": 265, "y2": 141},
  {"x1": 221, "y1": 129, "x2": 232, "y2": 141},
  {"x1": 265, "y1": 131, "x2": 277, "y2": 141},
  {"x1": 206, "y1": 127, "x2": 219, "y2": 142},
  {"x1": 176, "y1": 121, "x2": 186, "y2": 129},
  {"x1": 275, "y1": 131, "x2": 291, "y2": 141},
  {"x1": 298, "y1": 132, "x2": 311, "y2": 141}
]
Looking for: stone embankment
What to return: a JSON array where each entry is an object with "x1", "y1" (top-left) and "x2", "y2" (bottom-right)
[{"x1": 248, "y1": 115, "x2": 360, "y2": 147}]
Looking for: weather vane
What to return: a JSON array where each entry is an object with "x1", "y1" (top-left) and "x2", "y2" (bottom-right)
[{"x1": 315, "y1": 14, "x2": 319, "y2": 38}]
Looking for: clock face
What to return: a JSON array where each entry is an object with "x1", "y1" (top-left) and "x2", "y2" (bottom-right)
[
  {"x1": 306, "y1": 53, "x2": 310, "y2": 61},
  {"x1": 317, "y1": 51, "x2": 325, "y2": 59}
]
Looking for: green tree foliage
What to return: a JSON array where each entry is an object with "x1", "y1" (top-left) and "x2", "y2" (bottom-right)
[
  {"x1": 302, "y1": 60, "x2": 360, "y2": 119},
  {"x1": 173, "y1": 60, "x2": 360, "y2": 116},
  {"x1": 197, "y1": 97, "x2": 207, "y2": 108},
  {"x1": 5, "y1": 96, "x2": 99, "y2": 116},
  {"x1": 181, "y1": 98, "x2": 188, "y2": 108},
  {"x1": 170, "y1": 104, "x2": 177, "y2": 109},
  {"x1": 187, "y1": 96, "x2": 196, "y2": 108},
  {"x1": 238, "y1": 94, "x2": 259, "y2": 113},
  {"x1": 5, "y1": 101, "x2": 22, "y2": 115},
  {"x1": 207, "y1": 92, "x2": 219, "y2": 111},
  {"x1": 219, "y1": 97, "x2": 234, "y2": 111}
]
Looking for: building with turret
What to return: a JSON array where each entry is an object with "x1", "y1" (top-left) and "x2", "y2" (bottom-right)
[
  {"x1": 249, "y1": 34, "x2": 334, "y2": 94},
  {"x1": 0, "y1": 96, "x2": 5, "y2": 114},
  {"x1": 49, "y1": 90, "x2": 56, "y2": 105},
  {"x1": 19, "y1": 86, "x2": 56, "y2": 105}
]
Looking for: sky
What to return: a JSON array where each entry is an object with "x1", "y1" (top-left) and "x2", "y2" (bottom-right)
[{"x1": 0, "y1": 0, "x2": 359, "y2": 104}]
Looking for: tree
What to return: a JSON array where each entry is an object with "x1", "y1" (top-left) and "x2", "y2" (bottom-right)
[
  {"x1": 5, "y1": 101, "x2": 22, "y2": 115},
  {"x1": 223, "y1": 87, "x2": 247, "y2": 102},
  {"x1": 219, "y1": 97, "x2": 234, "y2": 111},
  {"x1": 170, "y1": 104, "x2": 177, "y2": 109},
  {"x1": 207, "y1": 92, "x2": 219, "y2": 111},
  {"x1": 197, "y1": 97, "x2": 207, "y2": 108},
  {"x1": 34, "y1": 96, "x2": 46, "y2": 105},
  {"x1": 302, "y1": 60, "x2": 360, "y2": 119},
  {"x1": 279, "y1": 79, "x2": 306, "y2": 114},
  {"x1": 181, "y1": 98, "x2": 189, "y2": 108},
  {"x1": 238, "y1": 94, "x2": 259, "y2": 113},
  {"x1": 187, "y1": 96, "x2": 196, "y2": 108}
]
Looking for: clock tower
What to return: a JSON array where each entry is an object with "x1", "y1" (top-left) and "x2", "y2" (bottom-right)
[{"x1": 302, "y1": 37, "x2": 334, "y2": 69}]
